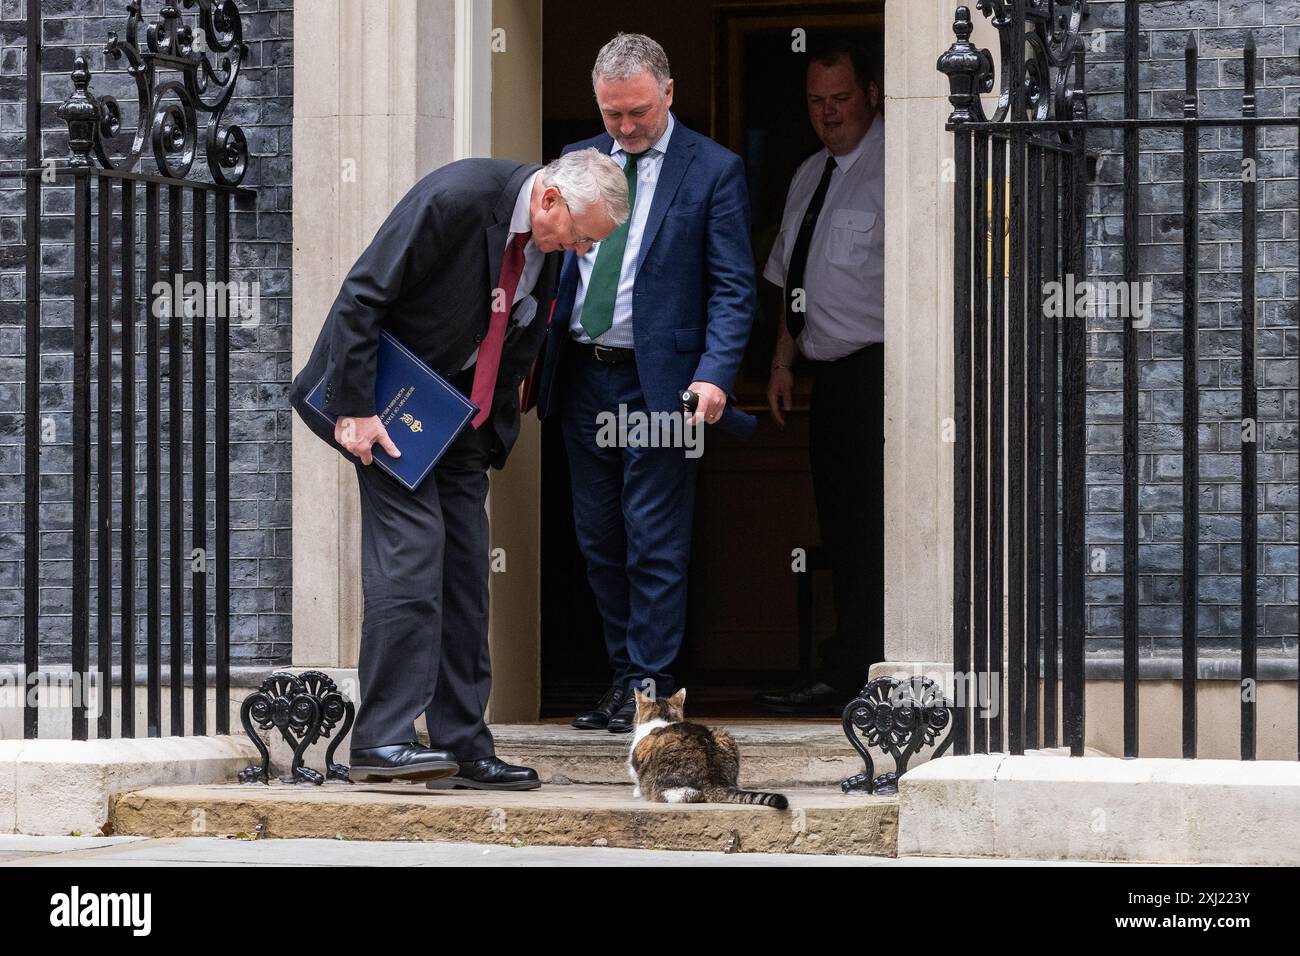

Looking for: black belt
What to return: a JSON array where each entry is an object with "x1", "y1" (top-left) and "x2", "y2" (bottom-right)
[{"x1": 574, "y1": 341, "x2": 635, "y2": 364}]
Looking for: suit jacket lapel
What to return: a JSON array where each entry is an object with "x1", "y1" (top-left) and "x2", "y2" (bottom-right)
[
  {"x1": 485, "y1": 220, "x2": 509, "y2": 297},
  {"x1": 515, "y1": 251, "x2": 561, "y2": 413},
  {"x1": 637, "y1": 124, "x2": 696, "y2": 266},
  {"x1": 486, "y1": 163, "x2": 540, "y2": 293}
]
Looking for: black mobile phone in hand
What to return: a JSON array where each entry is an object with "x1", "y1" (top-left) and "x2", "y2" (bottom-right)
[{"x1": 680, "y1": 387, "x2": 759, "y2": 440}]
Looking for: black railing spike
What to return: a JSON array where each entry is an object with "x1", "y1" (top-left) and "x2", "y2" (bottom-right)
[
  {"x1": 23, "y1": 0, "x2": 42, "y2": 740},
  {"x1": 1239, "y1": 22, "x2": 1260, "y2": 761},
  {"x1": 1244, "y1": 34, "x2": 1257, "y2": 108}
]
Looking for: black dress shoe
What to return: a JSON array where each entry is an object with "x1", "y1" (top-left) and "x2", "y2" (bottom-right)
[
  {"x1": 426, "y1": 756, "x2": 541, "y2": 791},
  {"x1": 605, "y1": 694, "x2": 637, "y2": 734},
  {"x1": 754, "y1": 680, "x2": 848, "y2": 715},
  {"x1": 572, "y1": 684, "x2": 626, "y2": 730},
  {"x1": 350, "y1": 743, "x2": 459, "y2": 782}
]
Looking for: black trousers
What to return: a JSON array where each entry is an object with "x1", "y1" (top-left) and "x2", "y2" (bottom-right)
[
  {"x1": 348, "y1": 396, "x2": 496, "y2": 760},
  {"x1": 807, "y1": 342, "x2": 884, "y2": 693}
]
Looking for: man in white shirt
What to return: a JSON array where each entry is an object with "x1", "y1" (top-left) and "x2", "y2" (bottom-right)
[{"x1": 757, "y1": 42, "x2": 885, "y2": 713}]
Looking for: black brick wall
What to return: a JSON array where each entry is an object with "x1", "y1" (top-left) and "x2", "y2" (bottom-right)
[
  {"x1": 0, "y1": 0, "x2": 293, "y2": 667},
  {"x1": 1069, "y1": 0, "x2": 1298, "y2": 654}
]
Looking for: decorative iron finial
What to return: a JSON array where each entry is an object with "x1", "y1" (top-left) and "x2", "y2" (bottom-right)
[
  {"x1": 58, "y1": 57, "x2": 99, "y2": 167},
  {"x1": 954, "y1": 3, "x2": 974, "y2": 40},
  {"x1": 937, "y1": 6, "x2": 995, "y2": 126},
  {"x1": 940, "y1": 1, "x2": 1092, "y2": 139}
]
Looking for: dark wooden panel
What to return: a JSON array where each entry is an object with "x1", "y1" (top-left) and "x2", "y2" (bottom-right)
[{"x1": 683, "y1": 413, "x2": 828, "y2": 674}]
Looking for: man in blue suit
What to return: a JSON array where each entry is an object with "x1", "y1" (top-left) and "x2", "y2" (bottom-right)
[{"x1": 536, "y1": 32, "x2": 756, "y2": 733}]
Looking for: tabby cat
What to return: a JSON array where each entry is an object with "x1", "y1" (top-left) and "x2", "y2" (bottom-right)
[{"x1": 627, "y1": 688, "x2": 789, "y2": 809}]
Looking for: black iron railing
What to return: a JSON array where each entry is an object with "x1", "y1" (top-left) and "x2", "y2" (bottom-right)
[
  {"x1": 939, "y1": 0, "x2": 1298, "y2": 760},
  {"x1": 7, "y1": 0, "x2": 253, "y2": 740}
]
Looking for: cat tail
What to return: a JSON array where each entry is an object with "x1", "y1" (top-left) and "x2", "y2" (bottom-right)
[{"x1": 706, "y1": 787, "x2": 789, "y2": 810}]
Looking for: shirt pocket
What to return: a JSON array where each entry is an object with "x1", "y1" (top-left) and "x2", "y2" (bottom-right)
[{"x1": 826, "y1": 208, "x2": 877, "y2": 267}]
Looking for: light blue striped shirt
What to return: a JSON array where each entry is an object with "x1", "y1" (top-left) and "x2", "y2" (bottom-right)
[{"x1": 569, "y1": 113, "x2": 676, "y2": 348}]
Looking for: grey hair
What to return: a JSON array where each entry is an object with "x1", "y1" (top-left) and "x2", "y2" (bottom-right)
[
  {"x1": 539, "y1": 148, "x2": 630, "y2": 226},
  {"x1": 591, "y1": 32, "x2": 671, "y2": 95}
]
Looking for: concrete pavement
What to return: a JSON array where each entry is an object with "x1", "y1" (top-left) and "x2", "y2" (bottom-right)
[{"x1": 0, "y1": 833, "x2": 1166, "y2": 866}]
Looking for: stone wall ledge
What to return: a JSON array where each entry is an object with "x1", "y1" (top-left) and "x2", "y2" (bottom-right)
[
  {"x1": 0, "y1": 736, "x2": 259, "y2": 836},
  {"x1": 899, "y1": 752, "x2": 1300, "y2": 864}
]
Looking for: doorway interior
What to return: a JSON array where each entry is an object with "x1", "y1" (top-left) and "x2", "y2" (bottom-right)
[{"x1": 538, "y1": 0, "x2": 885, "y2": 718}]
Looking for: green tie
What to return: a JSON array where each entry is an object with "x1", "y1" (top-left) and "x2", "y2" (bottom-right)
[{"x1": 580, "y1": 150, "x2": 643, "y2": 339}]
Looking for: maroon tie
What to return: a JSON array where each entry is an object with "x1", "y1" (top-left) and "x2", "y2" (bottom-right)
[{"x1": 471, "y1": 230, "x2": 531, "y2": 428}]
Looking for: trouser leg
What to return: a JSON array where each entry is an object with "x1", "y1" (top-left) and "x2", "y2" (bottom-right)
[
  {"x1": 561, "y1": 349, "x2": 632, "y2": 684},
  {"x1": 620, "y1": 382, "x2": 698, "y2": 698},
  {"x1": 349, "y1": 459, "x2": 445, "y2": 750},
  {"x1": 423, "y1": 424, "x2": 495, "y2": 760},
  {"x1": 809, "y1": 344, "x2": 884, "y2": 693}
]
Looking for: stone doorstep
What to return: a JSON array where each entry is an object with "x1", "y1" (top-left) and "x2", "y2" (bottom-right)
[
  {"x1": 0, "y1": 719, "x2": 890, "y2": 838},
  {"x1": 145, "y1": 719, "x2": 867, "y2": 789},
  {"x1": 109, "y1": 782, "x2": 899, "y2": 856},
  {"x1": 898, "y1": 753, "x2": 1300, "y2": 866},
  {"x1": 424, "y1": 721, "x2": 873, "y2": 788}
]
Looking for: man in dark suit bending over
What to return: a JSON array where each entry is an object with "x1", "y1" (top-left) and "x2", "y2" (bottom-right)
[{"x1": 290, "y1": 150, "x2": 628, "y2": 789}]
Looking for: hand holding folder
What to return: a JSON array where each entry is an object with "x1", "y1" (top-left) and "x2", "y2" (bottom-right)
[
  {"x1": 335, "y1": 415, "x2": 402, "y2": 467},
  {"x1": 305, "y1": 330, "x2": 478, "y2": 491}
]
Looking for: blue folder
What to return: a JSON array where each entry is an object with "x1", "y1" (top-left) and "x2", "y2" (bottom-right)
[{"x1": 303, "y1": 330, "x2": 478, "y2": 492}]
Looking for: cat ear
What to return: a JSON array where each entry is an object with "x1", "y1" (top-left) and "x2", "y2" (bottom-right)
[
  {"x1": 670, "y1": 687, "x2": 686, "y2": 706},
  {"x1": 633, "y1": 688, "x2": 647, "y2": 704}
]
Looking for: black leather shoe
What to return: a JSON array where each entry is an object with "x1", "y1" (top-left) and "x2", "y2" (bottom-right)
[
  {"x1": 605, "y1": 694, "x2": 637, "y2": 734},
  {"x1": 350, "y1": 743, "x2": 458, "y2": 782},
  {"x1": 754, "y1": 680, "x2": 848, "y2": 715},
  {"x1": 426, "y1": 756, "x2": 541, "y2": 791},
  {"x1": 572, "y1": 684, "x2": 626, "y2": 730}
]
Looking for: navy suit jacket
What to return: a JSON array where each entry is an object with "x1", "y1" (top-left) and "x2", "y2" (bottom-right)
[{"x1": 536, "y1": 116, "x2": 756, "y2": 420}]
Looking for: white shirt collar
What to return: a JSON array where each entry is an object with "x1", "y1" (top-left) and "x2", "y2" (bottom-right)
[
  {"x1": 611, "y1": 111, "x2": 675, "y2": 160},
  {"x1": 511, "y1": 169, "x2": 540, "y2": 235},
  {"x1": 825, "y1": 114, "x2": 881, "y2": 173}
]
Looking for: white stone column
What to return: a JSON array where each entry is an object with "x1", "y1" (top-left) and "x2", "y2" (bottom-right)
[
  {"x1": 291, "y1": 0, "x2": 459, "y2": 670},
  {"x1": 881, "y1": 1, "x2": 999, "y2": 668}
]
